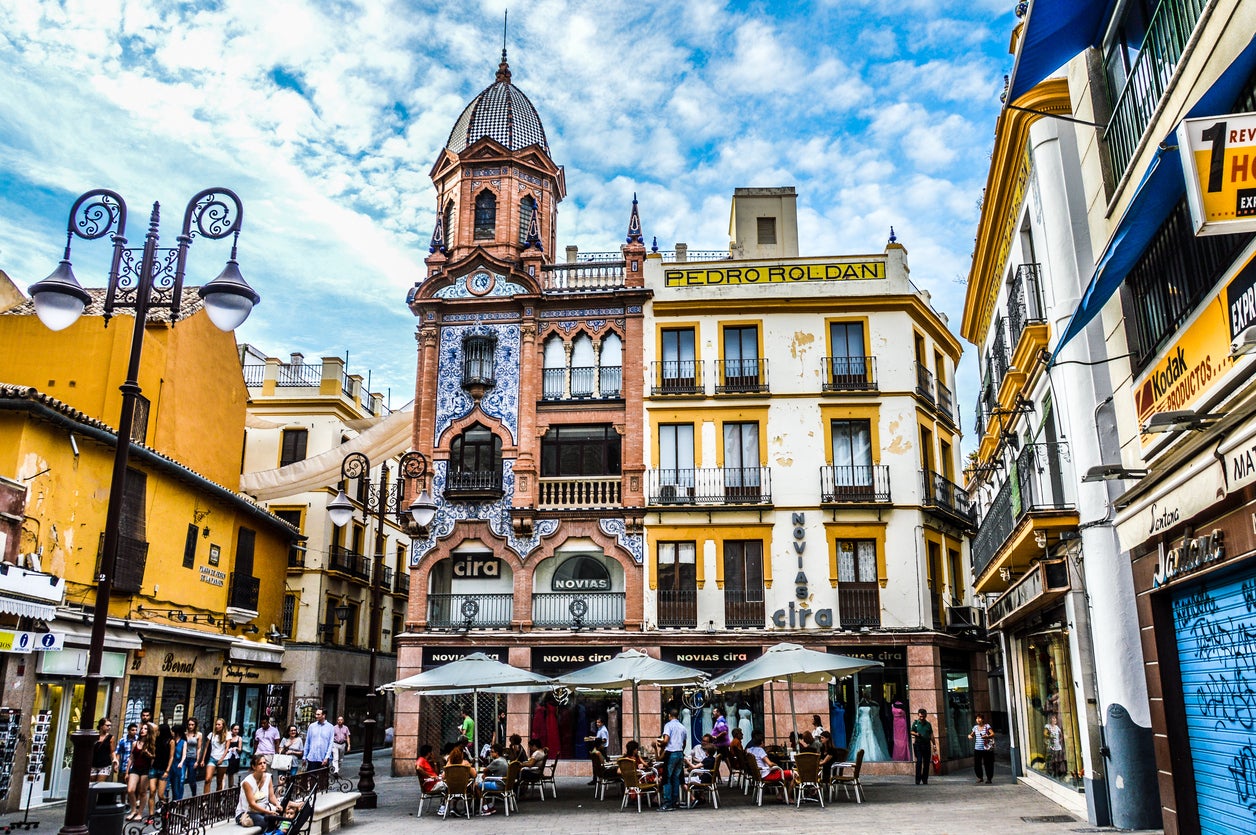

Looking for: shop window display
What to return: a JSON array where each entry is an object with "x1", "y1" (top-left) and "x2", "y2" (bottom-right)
[
  {"x1": 944, "y1": 669, "x2": 972, "y2": 758},
  {"x1": 528, "y1": 692, "x2": 621, "y2": 759},
  {"x1": 1021, "y1": 629, "x2": 1082, "y2": 788},
  {"x1": 828, "y1": 654, "x2": 910, "y2": 761}
]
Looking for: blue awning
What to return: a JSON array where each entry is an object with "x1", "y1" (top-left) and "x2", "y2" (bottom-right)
[
  {"x1": 1051, "y1": 36, "x2": 1256, "y2": 360},
  {"x1": 1006, "y1": 0, "x2": 1114, "y2": 104}
]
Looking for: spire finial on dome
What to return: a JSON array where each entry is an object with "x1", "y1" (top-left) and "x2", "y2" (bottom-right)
[
  {"x1": 496, "y1": 10, "x2": 512, "y2": 83},
  {"x1": 626, "y1": 192, "x2": 644, "y2": 244},
  {"x1": 888, "y1": 226, "x2": 897, "y2": 244},
  {"x1": 651, "y1": 236, "x2": 658, "y2": 254}
]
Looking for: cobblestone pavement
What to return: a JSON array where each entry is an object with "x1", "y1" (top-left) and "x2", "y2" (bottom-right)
[{"x1": 12, "y1": 753, "x2": 1164, "y2": 835}]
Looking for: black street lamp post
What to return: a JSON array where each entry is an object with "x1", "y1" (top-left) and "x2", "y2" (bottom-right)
[
  {"x1": 327, "y1": 451, "x2": 435, "y2": 809},
  {"x1": 28, "y1": 188, "x2": 260, "y2": 835}
]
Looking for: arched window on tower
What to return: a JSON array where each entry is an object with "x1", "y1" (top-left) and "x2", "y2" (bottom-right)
[
  {"x1": 542, "y1": 335, "x2": 566, "y2": 400},
  {"x1": 600, "y1": 332, "x2": 623, "y2": 398},
  {"x1": 518, "y1": 194, "x2": 537, "y2": 243},
  {"x1": 570, "y1": 334, "x2": 595, "y2": 398},
  {"x1": 443, "y1": 200, "x2": 455, "y2": 245},
  {"x1": 474, "y1": 190, "x2": 496, "y2": 240}
]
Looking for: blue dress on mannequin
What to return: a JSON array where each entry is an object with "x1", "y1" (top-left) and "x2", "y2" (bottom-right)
[{"x1": 830, "y1": 702, "x2": 847, "y2": 750}]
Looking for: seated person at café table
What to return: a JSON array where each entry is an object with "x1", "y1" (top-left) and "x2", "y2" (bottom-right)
[
  {"x1": 507, "y1": 733, "x2": 527, "y2": 764},
  {"x1": 623, "y1": 741, "x2": 658, "y2": 783},
  {"x1": 415, "y1": 744, "x2": 447, "y2": 797},
  {"x1": 685, "y1": 735, "x2": 716, "y2": 786},
  {"x1": 516, "y1": 738, "x2": 547, "y2": 799},
  {"x1": 817, "y1": 732, "x2": 844, "y2": 779},
  {"x1": 747, "y1": 733, "x2": 792, "y2": 790},
  {"x1": 476, "y1": 743, "x2": 509, "y2": 816}
]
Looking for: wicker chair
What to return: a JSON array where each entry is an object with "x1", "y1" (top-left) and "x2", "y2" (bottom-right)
[
  {"x1": 440, "y1": 764, "x2": 475, "y2": 819},
  {"x1": 416, "y1": 771, "x2": 447, "y2": 818},
  {"x1": 480, "y1": 760, "x2": 521, "y2": 817},
  {"x1": 793, "y1": 752, "x2": 824, "y2": 807},
  {"x1": 831, "y1": 749, "x2": 865, "y2": 803},
  {"x1": 616, "y1": 757, "x2": 660, "y2": 812},
  {"x1": 590, "y1": 750, "x2": 622, "y2": 801}
]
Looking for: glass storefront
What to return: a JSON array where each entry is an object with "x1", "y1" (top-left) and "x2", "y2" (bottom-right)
[
  {"x1": 943, "y1": 652, "x2": 973, "y2": 760},
  {"x1": 1019, "y1": 624, "x2": 1082, "y2": 788},
  {"x1": 34, "y1": 681, "x2": 110, "y2": 800},
  {"x1": 828, "y1": 647, "x2": 910, "y2": 761}
]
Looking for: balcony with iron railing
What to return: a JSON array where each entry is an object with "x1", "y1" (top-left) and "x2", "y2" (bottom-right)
[
  {"x1": 936, "y1": 379, "x2": 956, "y2": 426},
  {"x1": 241, "y1": 357, "x2": 390, "y2": 416},
  {"x1": 656, "y1": 588, "x2": 698, "y2": 629},
  {"x1": 821, "y1": 356, "x2": 877, "y2": 392},
  {"x1": 444, "y1": 469, "x2": 504, "y2": 500},
  {"x1": 428, "y1": 593, "x2": 514, "y2": 629},
  {"x1": 838, "y1": 585, "x2": 881, "y2": 629},
  {"x1": 990, "y1": 322, "x2": 1010, "y2": 382},
  {"x1": 650, "y1": 360, "x2": 705, "y2": 396},
  {"x1": 915, "y1": 362, "x2": 935, "y2": 403},
  {"x1": 228, "y1": 572, "x2": 260, "y2": 612},
  {"x1": 532, "y1": 592, "x2": 626, "y2": 628},
  {"x1": 922, "y1": 470, "x2": 972, "y2": 527},
  {"x1": 715, "y1": 358, "x2": 769, "y2": 394},
  {"x1": 724, "y1": 589, "x2": 766, "y2": 628},
  {"x1": 393, "y1": 572, "x2": 410, "y2": 596},
  {"x1": 971, "y1": 442, "x2": 1078, "y2": 593},
  {"x1": 1007, "y1": 263, "x2": 1046, "y2": 348},
  {"x1": 538, "y1": 476, "x2": 622, "y2": 509},
  {"x1": 646, "y1": 467, "x2": 772, "y2": 506},
  {"x1": 541, "y1": 366, "x2": 623, "y2": 401},
  {"x1": 540, "y1": 261, "x2": 627, "y2": 292},
  {"x1": 327, "y1": 545, "x2": 371, "y2": 581},
  {"x1": 819, "y1": 465, "x2": 891, "y2": 504},
  {"x1": 1104, "y1": 0, "x2": 1207, "y2": 181}
]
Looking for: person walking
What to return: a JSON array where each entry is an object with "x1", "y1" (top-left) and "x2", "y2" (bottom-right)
[
  {"x1": 969, "y1": 713, "x2": 995, "y2": 784},
  {"x1": 183, "y1": 718, "x2": 202, "y2": 796},
  {"x1": 659, "y1": 707, "x2": 689, "y2": 812},
  {"x1": 226, "y1": 724, "x2": 244, "y2": 788},
  {"x1": 332, "y1": 716, "x2": 351, "y2": 772},
  {"x1": 116, "y1": 723, "x2": 137, "y2": 783},
  {"x1": 303, "y1": 709, "x2": 334, "y2": 770},
  {"x1": 91, "y1": 718, "x2": 115, "y2": 783},
  {"x1": 910, "y1": 708, "x2": 936, "y2": 785},
  {"x1": 204, "y1": 718, "x2": 229, "y2": 792},
  {"x1": 279, "y1": 725, "x2": 304, "y2": 778},
  {"x1": 253, "y1": 716, "x2": 281, "y2": 761}
]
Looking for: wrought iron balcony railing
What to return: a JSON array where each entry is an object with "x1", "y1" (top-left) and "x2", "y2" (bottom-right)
[
  {"x1": 228, "y1": 573, "x2": 260, "y2": 612},
  {"x1": 820, "y1": 465, "x2": 891, "y2": 503},
  {"x1": 1007, "y1": 263, "x2": 1046, "y2": 347},
  {"x1": 971, "y1": 442, "x2": 1075, "y2": 578},
  {"x1": 651, "y1": 360, "x2": 705, "y2": 396},
  {"x1": 656, "y1": 588, "x2": 697, "y2": 629},
  {"x1": 915, "y1": 362, "x2": 935, "y2": 402},
  {"x1": 715, "y1": 358, "x2": 769, "y2": 394},
  {"x1": 922, "y1": 470, "x2": 972, "y2": 522},
  {"x1": 532, "y1": 592, "x2": 625, "y2": 628},
  {"x1": 838, "y1": 585, "x2": 881, "y2": 629},
  {"x1": 647, "y1": 467, "x2": 772, "y2": 505},
  {"x1": 724, "y1": 588, "x2": 765, "y2": 628},
  {"x1": 821, "y1": 356, "x2": 877, "y2": 391},
  {"x1": 428, "y1": 593, "x2": 513, "y2": 629}
]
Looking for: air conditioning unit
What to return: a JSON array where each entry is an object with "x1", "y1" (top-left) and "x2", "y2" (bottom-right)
[{"x1": 946, "y1": 606, "x2": 985, "y2": 633}]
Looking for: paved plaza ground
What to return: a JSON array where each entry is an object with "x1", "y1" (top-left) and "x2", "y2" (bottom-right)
[{"x1": 10, "y1": 751, "x2": 1164, "y2": 835}]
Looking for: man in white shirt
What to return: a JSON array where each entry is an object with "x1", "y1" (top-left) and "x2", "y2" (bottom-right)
[{"x1": 659, "y1": 708, "x2": 689, "y2": 811}]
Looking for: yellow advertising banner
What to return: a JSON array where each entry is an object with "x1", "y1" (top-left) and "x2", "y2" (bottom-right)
[
  {"x1": 1179, "y1": 113, "x2": 1256, "y2": 235},
  {"x1": 1134, "y1": 245, "x2": 1256, "y2": 432},
  {"x1": 663, "y1": 260, "x2": 885, "y2": 288}
]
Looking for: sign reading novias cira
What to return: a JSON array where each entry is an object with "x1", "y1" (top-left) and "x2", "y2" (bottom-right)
[{"x1": 1179, "y1": 112, "x2": 1256, "y2": 236}]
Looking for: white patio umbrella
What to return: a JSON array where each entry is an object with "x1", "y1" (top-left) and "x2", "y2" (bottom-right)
[
  {"x1": 709, "y1": 642, "x2": 883, "y2": 745},
  {"x1": 557, "y1": 649, "x2": 707, "y2": 744},
  {"x1": 380, "y1": 652, "x2": 556, "y2": 751}
]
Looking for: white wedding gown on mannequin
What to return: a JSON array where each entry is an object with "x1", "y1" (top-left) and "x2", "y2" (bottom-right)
[{"x1": 847, "y1": 704, "x2": 890, "y2": 761}]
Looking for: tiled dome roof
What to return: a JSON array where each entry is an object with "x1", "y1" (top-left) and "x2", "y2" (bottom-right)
[{"x1": 445, "y1": 52, "x2": 549, "y2": 154}]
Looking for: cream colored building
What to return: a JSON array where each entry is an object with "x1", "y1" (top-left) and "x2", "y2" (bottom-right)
[{"x1": 638, "y1": 188, "x2": 984, "y2": 773}]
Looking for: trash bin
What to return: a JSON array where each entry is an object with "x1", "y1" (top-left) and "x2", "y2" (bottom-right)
[{"x1": 87, "y1": 781, "x2": 128, "y2": 835}]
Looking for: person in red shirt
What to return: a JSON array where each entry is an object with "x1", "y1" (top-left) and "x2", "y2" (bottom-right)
[{"x1": 415, "y1": 744, "x2": 447, "y2": 796}]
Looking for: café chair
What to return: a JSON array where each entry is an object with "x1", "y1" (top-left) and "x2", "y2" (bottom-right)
[
  {"x1": 481, "y1": 761, "x2": 521, "y2": 817},
  {"x1": 617, "y1": 757, "x2": 660, "y2": 812},
  {"x1": 831, "y1": 749, "x2": 866, "y2": 803},
  {"x1": 590, "y1": 750, "x2": 622, "y2": 801},
  {"x1": 793, "y1": 752, "x2": 824, "y2": 808},
  {"x1": 441, "y1": 763, "x2": 475, "y2": 819},
  {"x1": 539, "y1": 758, "x2": 559, "y2": 800},
  {"x1": 684, "y1": 769, "x2": 720, "y2": 809},
  {"x1": 416, "y1": 772, "x2": 448, "y2": 818}
]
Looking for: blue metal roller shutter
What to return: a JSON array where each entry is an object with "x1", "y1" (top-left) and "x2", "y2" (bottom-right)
[{"x1": 1174, "y1": 565, "x2": 1256, "y2": 834}]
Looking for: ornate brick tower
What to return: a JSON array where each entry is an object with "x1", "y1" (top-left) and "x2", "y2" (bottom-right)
[{"x1": 396, "y1": 51, "x2": 649, "y2": 775}]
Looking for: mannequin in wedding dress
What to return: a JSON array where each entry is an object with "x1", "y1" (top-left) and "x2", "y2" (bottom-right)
[
  {"x1": 846, "y1": 692, "x2": 890, "y2": 761},
  {"x1": 737, "y1": 707, "x2": 754, "y2": 743}
]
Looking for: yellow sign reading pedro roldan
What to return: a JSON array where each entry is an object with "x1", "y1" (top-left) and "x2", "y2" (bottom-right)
[{"x1": 664, "y1": 260, "x2": 885, "y2": 287}]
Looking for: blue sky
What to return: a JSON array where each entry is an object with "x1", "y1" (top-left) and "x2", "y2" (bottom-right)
[{"x1": 0, "y1": 0, "x2": 1016, "y2": 422}]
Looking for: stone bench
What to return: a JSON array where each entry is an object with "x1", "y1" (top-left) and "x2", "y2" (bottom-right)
[{"x1": 204, "y1": 790, "x2": 360, "y2": 835}]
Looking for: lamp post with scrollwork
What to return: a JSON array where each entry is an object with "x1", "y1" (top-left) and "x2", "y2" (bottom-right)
[
  {"x1": 327, "y1": 451, "x2": 436, "y2": 809},
  {"x1": 28, "y1": 188, "x2": 260, "y2": 835}
]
